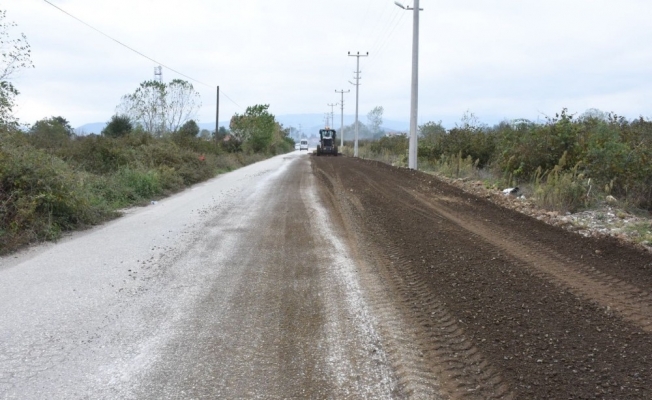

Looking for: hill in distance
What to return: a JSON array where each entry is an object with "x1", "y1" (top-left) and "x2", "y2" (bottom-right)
[{"x1": 75, "y1": 114, "x2": 409, "y2": 136}]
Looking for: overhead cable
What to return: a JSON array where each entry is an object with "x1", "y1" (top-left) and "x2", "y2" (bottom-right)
[{"x1": 42, "y1": 0, "x2": 242, "y2": 109}]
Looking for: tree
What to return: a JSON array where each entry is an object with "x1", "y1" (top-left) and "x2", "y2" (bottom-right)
[
  {"x1": 118, "y1": 80, "x2": 166, "y2": 136},
  {"x1": 342, "y1": 121, "x2": 372, "y2": 140},
  {"x1": 28, "y1": 116, "x2": 74, "y2": 148},
  {"x1": 199, "y1": 129, "x2": 211, "y2": 140},
  {"x1": 116, "y1": 79, "x2": 200, "y2": 136},
  {"x1": 166, "y1": 79, "x2": 201, "y2": 132},
  {"x1": 367, "y1": 106, "x2": 384, "y2": 137},
  {"x1": 419, "y1": 121, "x2": 446, "y2": 142},
  {"x1": 101, "y1": 114, "x2": 133, "y2": 138},
  {"x1": 229, "y1": 104, "x2": 276, "y2": 153},
  {"x1": 177, "y1": 119, "x2": 200, "y2": 137},
  {"x1": 215, "y1": 126, "x2": 229, "y2": 140},
  {"x1": 0, "y1": 10, "x2": 34, "y2": 126}
]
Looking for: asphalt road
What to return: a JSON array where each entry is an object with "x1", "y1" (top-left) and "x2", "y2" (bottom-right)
[{"x1": 0, "y1": 152, "x2": 397, "y2": 399}]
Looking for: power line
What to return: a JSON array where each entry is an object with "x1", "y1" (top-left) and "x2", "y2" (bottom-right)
[
  {"x1": 335, "y1": 89, "x2": 350, "y2": 147},
  {"x1": 365, "y1": 11, "x2": 408, "y2": 72},
  {"x1": 368, "y1": 9, "x2": 401, "y2": 56},
  {"x1": 42, "y1": 0, "x2": 242, "y2": 109}
]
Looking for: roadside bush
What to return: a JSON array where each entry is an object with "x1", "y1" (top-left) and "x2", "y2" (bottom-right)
[
  {"x1": 531, "y1": 153, "x2": 590, "y2": 212},
  {"x1": 356, "y1": 109, "x2": 652, "y2": 211},
  {"x1": 422, "y1": 152, "x2": 479, "y2": 180},
  {"x1": 0, "y1": 116, "x2": 301, "y2": 254},
  {"x1": 26, "y1": 116, "x2": 75, "y2": 151},
  {"x1": 0, "y1": 143, "x2": 114, "y2": 253},
  {"x1": 101, "y1": 114, "x2": 133, "y2": 138},
  {"x1": 116, "y1": 168, "x2": 162, "y2": 200},
  {"x1": 370, "y1": 135, "x2": 408, "y2": 156},
  {"x1": 65, "y1": 134, "x2": 134, "y2": 174}
]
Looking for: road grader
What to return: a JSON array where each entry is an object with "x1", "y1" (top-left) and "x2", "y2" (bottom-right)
[{"x1": 315, "y1": 129, "x2": 338, "y2": 156}]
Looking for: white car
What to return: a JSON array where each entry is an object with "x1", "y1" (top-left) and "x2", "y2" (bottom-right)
[
  {"x1": 294, "y1": 143, "x2": 300, "y2": 150},
  {"x1": 299, "y1": 139, "x2": 309, "y2": 151}
]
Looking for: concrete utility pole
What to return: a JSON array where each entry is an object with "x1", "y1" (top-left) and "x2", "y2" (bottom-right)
[
  {"x1": 327, "y1": 103, "x2": 338, "y2": 128},
  {"x1": 348, "y1": 51, "x2": 369, "y2": 158},
  {"x1": 335, "y1": 89, "x2": 350, "y2": 147},
  {"x1": 395, "y1": 1, "x2": 422, "y2": 170}
]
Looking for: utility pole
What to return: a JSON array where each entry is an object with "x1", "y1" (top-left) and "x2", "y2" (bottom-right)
[
  {"x1": 327, "y1": 103, "x2": 338, "y2": 129},
  {"x1": 348, "y1": 51, "x2": 369, "y2": 158},
  {"x1": 215, "y1": 86, "x2": 220, "y2": 141},
  {"x1": 395, "y1": 0, "x2": 422, "y2": 170},
  {"x1": 335, "y1": 89, "x2": 350, "y2": 147}
]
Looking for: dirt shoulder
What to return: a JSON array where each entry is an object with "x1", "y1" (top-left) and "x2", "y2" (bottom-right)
[
  {"x1": 312, "y1": 156, "x2": 652, "y2": 399},
  {"x1": 436, "y1": 174, "x2": 652, "y2": 253}
]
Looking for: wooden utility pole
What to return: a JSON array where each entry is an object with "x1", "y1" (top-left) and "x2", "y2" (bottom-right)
[{"x1": 215, "y1": 86, "x2": 220, "y2": 140}]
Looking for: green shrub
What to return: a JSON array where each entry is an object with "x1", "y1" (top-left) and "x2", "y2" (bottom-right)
[
  {"x1": 116, "y1": 168, "x2": 162, "y2": 200},
  {"x1": 532, "y1": 154, "x2": 590, "y2": 212},
  {"x1": 423, "y1": 152, "x2": 479, "y2": 180},
  {"x1": 0, "y1": 143, "x2": 114, "y2": 253},
  {"x1": 0, "y1": 118, "x2": 288, "y2": 254}
]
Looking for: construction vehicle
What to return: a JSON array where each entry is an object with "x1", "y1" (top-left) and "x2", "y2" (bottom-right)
[{"x1": 316, "y1": 129, "x2": 338, "y2": 156}]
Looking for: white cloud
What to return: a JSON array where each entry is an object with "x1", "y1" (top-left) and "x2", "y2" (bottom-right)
[{"x1": 3, "y1": 0, "x2": 651, "y2": 129}]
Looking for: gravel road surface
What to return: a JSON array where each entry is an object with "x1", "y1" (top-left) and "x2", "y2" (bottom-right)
[
  {"x1": 0, "y1": 153, "x2": 396, "y2": 399},
  {"x1": 3, "y1": 152, "x2": 652, "y2": 399}
]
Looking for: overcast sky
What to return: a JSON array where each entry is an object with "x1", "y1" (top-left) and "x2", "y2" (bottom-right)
[{"x1": 4, "y1": 0, "x2": 652, "y2": 129}]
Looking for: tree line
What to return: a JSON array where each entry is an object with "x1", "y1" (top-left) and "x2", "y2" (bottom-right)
[
  {"x1": 364, "y1": 109, "x2": 652, "y2": 211},
  {"x1": 0, "y1": 9, "x2": 296, "y2": 254}
]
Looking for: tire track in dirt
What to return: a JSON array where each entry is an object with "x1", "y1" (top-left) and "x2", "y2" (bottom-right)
[
  {"x1": 403, "y1": 187, "x2": 652, "y2": 333},
  {"x1": 312, "y1": 156, "x2": 652, "y2": 399},
  {"x1": 313, "y1": 162, "x2": 514, "y2": 399},
  {"x1": 345, "y1": 169, "x2": 515, "y2": 399},
  {"x1": 312, "y1": 162, "x2": 445, "y2": 398}
]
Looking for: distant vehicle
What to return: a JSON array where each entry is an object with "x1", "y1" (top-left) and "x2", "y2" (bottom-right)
[
  {"x1": 294, "y1": 143, "x2": 300, "y2": 150},
  {"x1": 315, "y1": 129, "x2": 338, "y2": 156},
  {"x1": 300, "y1": 139, "x2": 309, "y2": 151}
]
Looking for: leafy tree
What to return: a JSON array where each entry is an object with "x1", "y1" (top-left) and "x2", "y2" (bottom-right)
[
  {"x1": 418, "y1": 121, "x2": 446, "y2": 158},
  {"x1": 199, "y1": 129, "x2": 211, "y2": 140},
  {"x1": 101, "y1": 114, "x2": 133, "y2": 138},
  {"x1": 118, "y1": 80, "x2": 166, "y2": 136},
  {"x1": 215, "y1": 126, "x2": 229, "y2": 140},
  {"x1": 229, "y1": 104, "x2": 276, "y2": 153},
  {"x1": 342, "y1": 121, "x2": 372, "y2": 140},
  {"x1": 367, "y1": 106, "x2": 384, "y2": 137},
  {"x1": 0, "y1": 10, "x2": 34, "y2": 126},
  {"x1": 166, "y1": 79, "x2": 201, "y2": 132},
  {"x1": 28, "y1": 116, "x2": 74, "y2": 149},
  {"x1": 177, "y1": 119, "x2": 200, "y2": 137},
  {"x1": 419, "y1": 121, "x2": 446, "y2": 141},
  {"x1": 117, "y1": 79, "x2": 200, "y2": 136}
]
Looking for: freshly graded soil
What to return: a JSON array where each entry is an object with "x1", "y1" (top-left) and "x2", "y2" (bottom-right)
[{"x1": 312, "y1": 156, "x2": 652, "y2": 399}]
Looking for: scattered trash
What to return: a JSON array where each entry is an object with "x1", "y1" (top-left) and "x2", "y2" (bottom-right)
[
  {"x1": 502, "y1": 187, "x2": 519, "y2": 195},
  {"x1": 606, "y1": 195, "x2": 618, "y2": 205},
  {"x1": 150, "y1": 201, "x2": 158, "y2": 205}
]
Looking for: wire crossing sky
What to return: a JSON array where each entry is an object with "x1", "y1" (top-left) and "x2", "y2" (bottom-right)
[
  {"x1": 41, "y1": 0, "x2": 242, "y2": 109},
  {"x1": 5, "y1": 0, "x2": 652, "y2": 129}
]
